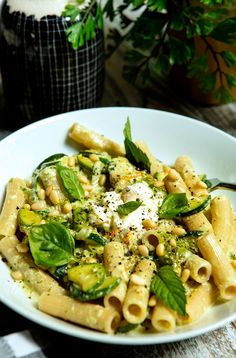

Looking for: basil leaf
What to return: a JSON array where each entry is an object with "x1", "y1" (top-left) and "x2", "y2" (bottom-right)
[
  {"x1": 117, "y1": 323, "x2": 139, "y2": 334},
  {"x1": 117, "y1": 201, "x2": 142, "y2": 216},
  {"x1": 159, "y1": 193, "x2": 188, "y2": 219},
  {"x1": 123, "y1": 116, "x2": 132, "y2": 140},
  {"x1": 151, "y1": 265, "x2": 186, "y2": 316},
  {"x1": 57, "y1": 164, "x2": 84, "y2": 201},
  {"x1": 123, "y1": 118, "x2": 151, "y2": 172},
  {"x1": 29, "y1": 222, "x2": 75, "y2": 267},
  {"x1": 34, "y1": 153, "x2": 66, "y2": 173}
]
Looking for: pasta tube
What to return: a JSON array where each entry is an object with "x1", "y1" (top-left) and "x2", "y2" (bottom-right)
[
  {"x1": 103, "y1": 242, "x2": 128, "y2": 312},
  {"x1": 211, "y1": 196, "x2": 234, "y2": 255},
  {"x1": 38, "y1": 292, "x2": 120, "y2": 334},
  {"x1": 185, "y1": 252, "x2": 212, "y2": 283},
  {"x1": 174, "y1": 155, "x2": 208, "y2": 197},
  {"x1": 197, "y1": 233, "x2": 236, "y2": 300},
  {"x1": 0, "y1": 178, "x2": 26, "y2": 238},
  {"x1": 0, "y1": 235, "x2": 65, "y2": 295},
  {"x1": 164, "y1": 168, "x2": 191, "y2": 197},
  {"x1": 151, "y1": 300, "x2": 176, "y2": 332},
  {"x1": 177, "y1": 281, "x2": 218, "y2": 325},
  {"x1": 68, "y1": 123, "x2": 125, "y2": 157},
  {"x1": 123, "y1": 259, "x2": 155, "y2": 324},
  {"x1": 183, "y1": 212, "x2": 212, "y2": 233}
]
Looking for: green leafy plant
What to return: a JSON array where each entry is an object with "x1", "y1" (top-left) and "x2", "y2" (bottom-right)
[
  {"x1": 62, "y1": 0, "x2": 103, "y2": 50},
  {"x1": 103, "y1": 0, "x2": 236, "y2": 103}
]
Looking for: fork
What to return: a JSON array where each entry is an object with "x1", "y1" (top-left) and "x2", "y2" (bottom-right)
[{"x1": 208, "y1": 178, "x2": 236, "y2": 192}]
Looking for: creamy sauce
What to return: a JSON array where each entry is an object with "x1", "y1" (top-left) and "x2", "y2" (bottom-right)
[
  {"x1": 89, "y1": 182, "x2": 162, "y2": 235},
  {"x1": 6, "y1": 0, "x2": 90, "y2": 21}
]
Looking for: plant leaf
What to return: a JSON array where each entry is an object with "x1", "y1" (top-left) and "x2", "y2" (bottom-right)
[
  {"x1": 199, "y1": 72, "x2": 217, "y2": 93},
  {"x1": 62, "y1": 4, "x2": 80, "y2": 20},
  {"x1": 168, "y1": 37, "x2": 193, "y2": 65},
  {"x1": 147, "y1": 0, "x2": 167, "y2": 12},
  {"x1": 210, "y1": 18, "x2": 236, "y2": 44},
  {"x1": 103, "y1": 0, "x2": 115, "y2": 21},
  {"x1": 117, "y1": 201, "x2": 142, "y2": 216},
  {"x1": 225, "y1": 73, "x2": 236, "y2": 88},
  {"x1": 66, "y1": 22, "x2": 84, "y2": 50},
  {"x1": 159, "y1": 193, "x2": 188, "y2": 219},
  {"x1": 187, "y1": 54, "x2": 209, "y2": 78},
  {"x1": 29, "y1": 222, "x2": 75, "y2": 267},
  {"x1": 123, "y1": 117, "x2": 132, "y2": 141},
  {"x1": 57, "y1": 164, "x2": 85, "y2": 201},
  {"x1": 123, "y1": 118, "x2": 151, "y2": 171},
  {"x1": 220, "y1": 51, "x2": 236, "y2": 67},
  {"x1": 151, "y1": 265, "x2": 186, "y2": 316},
  {"x1": 34, "y1": 153, "x2": 66, "y2": 174},
  {"x1": 214, "y1": 86, "x2": 234, "y2": 103}
]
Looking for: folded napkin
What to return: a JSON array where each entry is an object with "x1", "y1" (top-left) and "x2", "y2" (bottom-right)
[{"x1": 0, "y1": 331, "x2": 46, "y2": 358}]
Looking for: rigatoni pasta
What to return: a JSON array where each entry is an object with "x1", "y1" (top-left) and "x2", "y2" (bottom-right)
[{"x1": 0, "y1": 119, "x2": 236, "y2": 336}]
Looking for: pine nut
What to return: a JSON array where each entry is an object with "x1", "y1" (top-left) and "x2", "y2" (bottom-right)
[
  {"x1": 48, "y1": 208, "x2": 59, "y2": 217},
  {"x1": 45, "y1": 185, "x2": 53, "y2": 197},
  {"x1": 171, "y1": 226, "x2": 186, "y2": 236},
  {"x1": 37, "y1": 188, "x2": 45, "y2": 200},
  {"x1": 169, "y1": 238, "x2": 177, "y2": 247},
  {"x1": 142, "y1": 219, "x2": 156, "y2": 230},
  {"x1": 31, "y1": 201, "x2": 46, "y2": 211},
  {"x1": 82, "y1": 184, "x2": 93, "y2": 192},
  {"x1": 130, "y1": 273, "x2": 146, "y2": 286},
  {"x1": 156, "y1": 243, "x2": 165, "y2": 256},
  {"x1": 181, "y1": 268, "x2": 190, "y2": 283},
  {"x1": 68, "y1": 156, "x2": 75, "y2": 167},
  {"x1": 138, "y1": 244, "x2": 149, "y2": 257},
  {"x1": 11, "y1": 270, "x2": 23, "y2": 281},
  {"x1": 23, "y1": 203, "x2": 31, "y2": 210},
  {"x1": 99, "y1": 174, "x2": 106, "y2": 186},
  {"x1": 62, "y1": 202, "x2": 72, "y2": 214},
  {"x1": 40, "y1": 219, "x2": 46, "y2": 225},
  {"x1": 89, "y1": 154, "x2": 99, "y2": 162},
  {"x1": 148, "y1": 295, "x2": 157, "y2": 307},
  {"x1": 78, "y1": 174, "x2": 89, "y2": 184},
  {"x1": 84, "y1": 191, "x2": 90, "y2": 198},
  {"x1": 16, "y1": 243, "x2": 29, "y2": 253},
  {"x1": 49, "y1": 190, "x2": 60, "y2": 205}
]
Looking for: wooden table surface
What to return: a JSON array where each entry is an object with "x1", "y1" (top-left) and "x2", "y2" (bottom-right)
[{"x1": 1, "y1": 47, "x2": 236, "y2": 357}]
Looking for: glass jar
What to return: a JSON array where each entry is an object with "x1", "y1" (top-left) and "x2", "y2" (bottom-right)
[{"x1": 0, "y1": 0, "x2": 104, "y2": 129}]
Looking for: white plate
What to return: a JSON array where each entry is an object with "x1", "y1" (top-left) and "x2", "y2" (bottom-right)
[{"x1": 1, "y1": 107, "x2": 236, "y2": 345}]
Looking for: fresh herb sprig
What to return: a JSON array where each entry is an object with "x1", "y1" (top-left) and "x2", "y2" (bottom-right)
[
  {"x1": 123, "y1": 117, "x2": 151, "y2": 171},
  {"x1": 104, "y1": 0, "x2": 236, "y2": 103},
  {"x1": 62, "y1": 0, "x2": 103, "y2": 50},
  {"x1": 151, "y1": 265, "x2": 186, "y2": 316}
]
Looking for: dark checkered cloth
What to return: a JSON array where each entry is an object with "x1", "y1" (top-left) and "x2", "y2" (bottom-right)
[{"x1": 0, "y1": 2, "x2": 104, "y2": 127}]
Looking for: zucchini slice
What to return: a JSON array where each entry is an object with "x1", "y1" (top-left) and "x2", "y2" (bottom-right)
[
  {"x1": 178, "y1": 195, "x2": 211, "y2": 217},
  {"x1": 70, "y1": 276, "x2": 121, "y2": 301},
  {"x1": 67, "y1": 263, "x2": 105, "y2": 292},
  {"x1": 77, "y1": 155, "x2": 94, "y2": 171},
  {"x1": 86, "y1": 233, "x2": 108, "y2": 246},
  {"x1": 18, "y1": 208, "x2": 42, "y2": 226}
]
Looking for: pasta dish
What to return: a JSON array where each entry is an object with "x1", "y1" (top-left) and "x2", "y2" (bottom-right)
[{"x1": 0, "y1": 118, "x2": 236, "y2": 335}]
